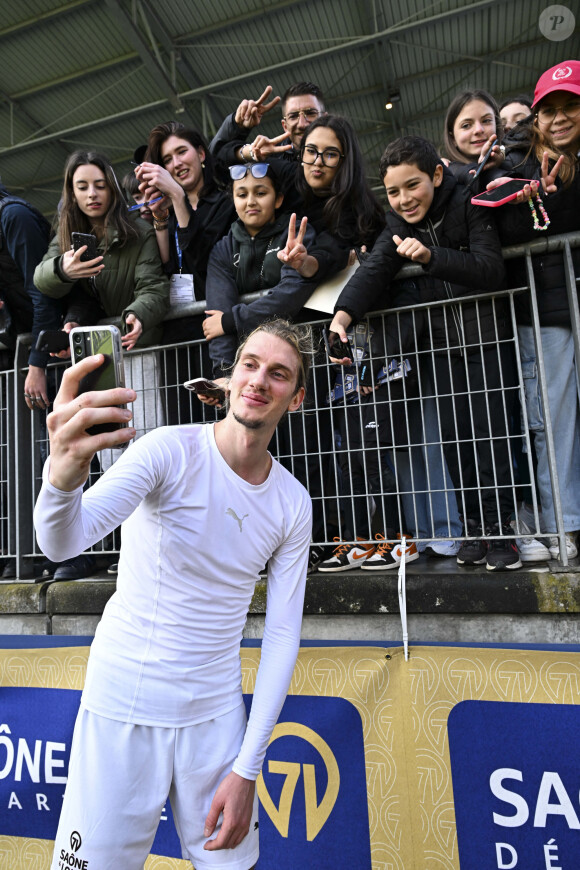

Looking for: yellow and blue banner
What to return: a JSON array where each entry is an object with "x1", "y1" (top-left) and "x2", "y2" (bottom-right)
[{"x1": 1, "y1": 637, "x2": 580, "y2": 868}]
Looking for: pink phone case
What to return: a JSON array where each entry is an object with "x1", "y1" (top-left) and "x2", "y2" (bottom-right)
[{"x1": 471, "y1": 179, "x2": 530, "y2": 207}]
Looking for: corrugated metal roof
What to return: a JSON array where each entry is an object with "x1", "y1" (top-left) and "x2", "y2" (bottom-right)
[{"x1": 0, "y1": 0, "x2": 577, "y2": 215}]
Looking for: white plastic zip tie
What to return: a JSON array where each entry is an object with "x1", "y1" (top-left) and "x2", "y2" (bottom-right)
[{"x1": 397, "y1": 536, "x2": 409, "y2": 661}]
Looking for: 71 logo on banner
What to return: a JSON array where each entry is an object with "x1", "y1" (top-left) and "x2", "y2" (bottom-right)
[
  {"x1": 251, "y1": 694, "x2": 372, "y2": 869},
  {"x1": 257, "y1": 722, "x2": 340, "y2": 840}
]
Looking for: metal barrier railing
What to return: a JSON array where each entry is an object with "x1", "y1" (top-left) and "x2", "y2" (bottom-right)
[{"x1": 5, "y1": 233, "x2": 579, "y2": 577}]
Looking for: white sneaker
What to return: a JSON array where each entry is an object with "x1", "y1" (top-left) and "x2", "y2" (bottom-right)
[
  {"x1": 516, "y1": 537, "x2": 551, "y2": 562},
  {"x1": 511, "y1": 508, "x2": 550, "y2": 563},
  {"x1": 548, "y1": 533, "x2": 578, "y2": 560},
  {"x1": 424, "y1": 539, "x2": 460, "y2": 557}
]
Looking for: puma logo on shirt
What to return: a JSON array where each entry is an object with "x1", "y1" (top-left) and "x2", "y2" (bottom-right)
[{"x1": 226, "y1": 507, "x2": 249, "y2": 532}]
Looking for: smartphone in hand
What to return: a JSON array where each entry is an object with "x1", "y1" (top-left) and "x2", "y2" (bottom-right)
[
  {"x1": 183, "y1": 377, "x2": 226, "y2": 404},
  {"x1": 471, "y1": 179, "x2": 529, "y2": 207},
  {"x1": 36, "y1": 329, "x2": 70, "y2": 354},
  {"x1": 72, "y1": 232, "x2": 98, "y2": 261},
  {"x1": 70, "y1": 325, "x2": 126, "y2": 435},
  {"x1": 322, "y1": 326, "x2": 354, "y2": 363}
]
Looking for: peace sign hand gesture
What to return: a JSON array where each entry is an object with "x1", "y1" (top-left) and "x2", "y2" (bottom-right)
[
  {"x1": 277, "y1": 214, "x2": 317, "y2": 277},
  {"x1": 248, "y1": 132, "x2": 293, "y2": 160},
  {"x1": 234, "y1": 85, "x2": 281, "y2": 129},
  {"x1": 540, "y1": 151, "x2": 564, "y2": 194}
]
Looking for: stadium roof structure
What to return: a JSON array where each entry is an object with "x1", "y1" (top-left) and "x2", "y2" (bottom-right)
[{"x1": 0, "y1": 0, "x2": 578, "y2": 215}]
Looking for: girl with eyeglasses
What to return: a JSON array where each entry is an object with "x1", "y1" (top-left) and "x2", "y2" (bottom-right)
[
  {"x1": 297, "y1": 118, "x2": 431, "y2": 572},
  {"x1": 296, "y1": 115, "x2": 385, "y2": 257},
  {"x1": 490, "y1": 60, "x2": 580, "y2": 562}
]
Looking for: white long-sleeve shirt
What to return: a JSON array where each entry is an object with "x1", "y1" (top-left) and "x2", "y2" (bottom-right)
[{"x1": 34, "y1": 423, "x2": 312, "y2": 779}]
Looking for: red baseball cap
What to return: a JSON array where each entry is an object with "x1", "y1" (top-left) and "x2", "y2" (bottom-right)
[{"x1": 532, "y1": 61, "x2": 580, "y2": 107}]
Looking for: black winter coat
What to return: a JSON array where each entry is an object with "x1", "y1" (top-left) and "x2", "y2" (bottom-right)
[
  {"x1": 205, "y1": 212, "x2": 317, "y2": 374},
  {"x1": 335, "y1": 168, "x2": 509, "y2": 351},
  {"x1": 168, "y1": 189, "x2": 237, "y2": 298},
  {"x1": 0, "y1": 190, "x2": 60, "y2": 367}
]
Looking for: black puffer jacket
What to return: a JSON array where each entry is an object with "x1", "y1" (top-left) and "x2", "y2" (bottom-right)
[
  {"x1": 205, "y1": 212, "x2": 317, "y2": 374},
  {"x1": 335, "y1": 167, "x2": 508, "y2": 351},
  {"x1": 169, "y1": 190, "x2": 237, "y2": 298},
  {"x1": 213, "y1": 213, "x2": 317, "y2": 334},
  {"x1": 492, "y1": 139, "x2": 580, "y2": 326}
]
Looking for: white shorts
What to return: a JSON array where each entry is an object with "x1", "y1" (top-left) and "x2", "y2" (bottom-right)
[{"x1": 50, "y1": 704, "x2": 259, "y2": 870}]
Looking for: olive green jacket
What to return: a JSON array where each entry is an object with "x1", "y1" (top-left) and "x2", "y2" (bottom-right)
[{"x1": 34, "y1": 218, "x2": 170, "y2": 347}]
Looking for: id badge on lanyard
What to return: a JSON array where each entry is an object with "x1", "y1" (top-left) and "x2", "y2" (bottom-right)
[{"x1": 170, "y1": 228, "x2": 195, "y2": 304}]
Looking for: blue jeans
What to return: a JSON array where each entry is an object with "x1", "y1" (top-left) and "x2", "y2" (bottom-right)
[
  {"x1": 518, "y1": 325, "x2": 580, "y2": 533},
  {"x1": 396, "y1": 379, "x2": 462, "y2": 545}
]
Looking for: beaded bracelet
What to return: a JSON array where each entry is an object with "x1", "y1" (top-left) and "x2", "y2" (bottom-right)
[{"x1": 528, "y1": 192, "x2": 550, "y2": 232}]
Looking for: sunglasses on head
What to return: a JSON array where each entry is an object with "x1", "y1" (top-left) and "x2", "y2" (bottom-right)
[{"x1": 229, "y1": 163, "x2": 270, "y2": 181}]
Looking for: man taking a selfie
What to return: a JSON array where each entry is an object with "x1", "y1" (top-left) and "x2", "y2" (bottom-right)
[{"x1": 34, "y1": 318, "x2": 313, "y2": 870}]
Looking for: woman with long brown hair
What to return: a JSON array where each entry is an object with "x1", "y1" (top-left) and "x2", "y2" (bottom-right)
[
  {"x1": 443, "y1": 89, "x2": 504, "y2": 183},
  {"x1": 35, "y1": 149, "x2": 169, "y2": 350},
  {"x1": 34, "y1": 149, "x2": 169, "y2": 581}
]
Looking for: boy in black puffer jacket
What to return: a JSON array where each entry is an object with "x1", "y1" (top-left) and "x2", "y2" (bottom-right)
[{"x1": 328, "y1": 136, "x2": 521, "y2": 571}]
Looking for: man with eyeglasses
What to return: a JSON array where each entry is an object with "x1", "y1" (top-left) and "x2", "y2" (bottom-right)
[
  {"x1": 210, "y1": 81, "x2": 326, "y2": 168},
  {"x1": 278, "y1": 82, "x2": 326, "y2": 149}
]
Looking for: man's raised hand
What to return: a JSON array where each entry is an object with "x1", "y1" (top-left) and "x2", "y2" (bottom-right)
[
  {"x1": 47, "y1": 355, "x2": 136, "y2": 492},
  {"x1": 234, "y1": 85, "x2": 281, "y2": 129},
  {"x1": 248, "y1": 132, "x2": 293, "y2": 160}
]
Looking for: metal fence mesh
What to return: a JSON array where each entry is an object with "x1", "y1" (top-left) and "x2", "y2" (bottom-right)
[{"x1": 5, "y1": 234, "x2": 579, "y2": 574}]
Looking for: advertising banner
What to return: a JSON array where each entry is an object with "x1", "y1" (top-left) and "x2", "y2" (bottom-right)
[{"x1": 1, "y1": 638, "x2": 579, "y2": 869}]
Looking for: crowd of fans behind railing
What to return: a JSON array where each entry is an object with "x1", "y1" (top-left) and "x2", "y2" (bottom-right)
[{"x1": 1, "y1": 58, "x2": 579, "y2": 581}]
